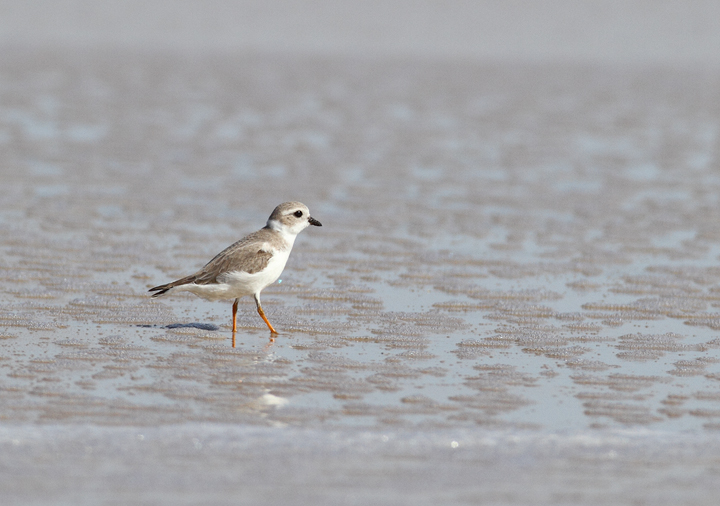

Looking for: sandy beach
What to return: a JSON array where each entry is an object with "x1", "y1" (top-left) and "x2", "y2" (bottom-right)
[{"x1": 1, "y1": 2, "x2": 720, "y2": 504}]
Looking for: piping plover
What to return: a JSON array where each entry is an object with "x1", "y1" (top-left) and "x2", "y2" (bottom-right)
[{"x1": 149, "y1": 201, "x2": 321, "y2": 334}]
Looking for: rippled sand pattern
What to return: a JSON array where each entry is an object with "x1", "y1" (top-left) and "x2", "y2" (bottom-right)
[{"x1": 1, "y1": 51, "x2": 720, "y2": 434}]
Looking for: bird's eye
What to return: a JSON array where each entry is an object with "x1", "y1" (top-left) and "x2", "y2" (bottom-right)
[{"x1": 293, "y1": 210, "x2": 303, "y2": 218}]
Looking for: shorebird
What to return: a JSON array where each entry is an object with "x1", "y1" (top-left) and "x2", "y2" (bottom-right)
[{"x1": 149, "y1": 201, "x2": 321, "y2": 334}]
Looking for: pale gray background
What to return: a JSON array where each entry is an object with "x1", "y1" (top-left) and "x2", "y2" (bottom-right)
[{"x1": 1, "y1": 0, "x2": 719, "y2": 62}]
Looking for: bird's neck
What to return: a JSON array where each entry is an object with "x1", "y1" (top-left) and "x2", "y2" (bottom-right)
[{"x1": 265, "y1": 220, "x2": 298, "y2": 249}]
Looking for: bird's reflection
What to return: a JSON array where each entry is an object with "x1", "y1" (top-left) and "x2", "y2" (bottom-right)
[{"x1": 231, "y1": 331, "x2": 275, "y2": 348}]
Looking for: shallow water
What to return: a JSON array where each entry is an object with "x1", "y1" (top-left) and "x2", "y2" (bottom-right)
[{"x1": 2, "y1": 49, "x2": 720, "y2": 503}]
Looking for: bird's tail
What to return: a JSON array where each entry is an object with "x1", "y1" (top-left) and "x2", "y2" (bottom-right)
[
  {"x1": 148, "y1": 274, "x2": 198, "y2": 298},
  {"x1": 148, "y1": 285, "x2": 171, "y2": 298}
]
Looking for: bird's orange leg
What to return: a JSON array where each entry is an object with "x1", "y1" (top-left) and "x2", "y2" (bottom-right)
[
  {"x1": 254, "y1": 294, "x2": 278, "y2": 334},
  {"x1": 232, "y1": 298, "x2": 239, "y2": 333},
  {"x1": 257, "y1": 305, "x2": 278, "y2": 334}
]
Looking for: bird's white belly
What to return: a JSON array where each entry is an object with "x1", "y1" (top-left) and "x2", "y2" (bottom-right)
[{"x1": 182, "y1": 248, "x2": 290, "y2": 301}]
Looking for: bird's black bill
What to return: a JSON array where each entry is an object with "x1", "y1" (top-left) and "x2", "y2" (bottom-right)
[{"x1": 309, "y1": 217, "x2": 322, "y2": 226}]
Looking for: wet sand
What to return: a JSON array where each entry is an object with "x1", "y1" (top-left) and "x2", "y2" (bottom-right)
[{"x1": 1, "y1": 48, "x2": 720, "y2": 503}]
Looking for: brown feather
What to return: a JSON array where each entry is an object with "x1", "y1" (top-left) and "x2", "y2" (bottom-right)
[{"x1": 148, "y1": 228, "x2": 279, "y2": 297}]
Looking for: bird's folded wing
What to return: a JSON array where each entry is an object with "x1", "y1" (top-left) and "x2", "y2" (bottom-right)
[
  {"x1": 189, "y1": 230, "x2": 276, "y2": 285},
  {"x1": 193, "y1": 245, "x2": 273, "y2": 284}
]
